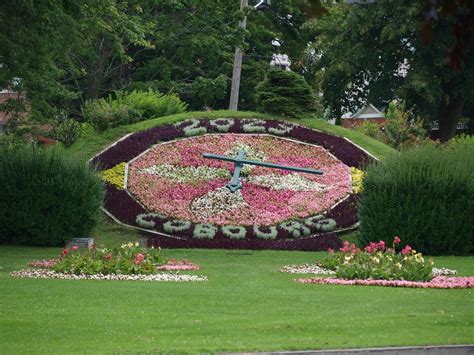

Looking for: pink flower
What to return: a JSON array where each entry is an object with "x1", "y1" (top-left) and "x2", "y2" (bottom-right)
[
  {"x1": 72, "y1": 245, "x2": 78, "y2": 252},
  {"x1": 134, "y1": 253, "x2": 145, "y2": 265},
  {"x1": 62, "y1": 249, "x2": 68, "y2": 256},
  {"x1": 377, "y1": 240, "x2": 386, "y2": 251},
  {"x1": 340, "y1": 241, "x2": 350, "y2": 252},
  {"x1": 394, "y1": 236, "x2": 401, "y2": 245},
  {"x1": 402, "y1": 245, "x2": 412, "y2": 256},
  {"x1": 365, "y1": 242, "x2": 378, "y2": 254},
  {"x1": 327, "y1": 248, "x2": 335, "y2": 253},
  {"x1": 296, "y1": 276, "x2": 474, "y2": 289}
]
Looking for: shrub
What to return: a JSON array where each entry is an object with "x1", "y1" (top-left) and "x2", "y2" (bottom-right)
[
  {"x1": 356, "y1": 120, "x2": 383, "y2": 141},
  {"x1": 82, "y1": 90, "x2": 187, "y2": 132},
  {"x1": 116, "y1": 90, "x2": 187, "y2": 119},
  {"x1": 51, "y1": 117, "x2": 82, "y2": 147},
  {"x1": 82, "y1": 98, "x2": 141, "y2": 131},
  {"x1": 256, "y1": 69, "x2": 315, "y2": 117},
  {"x1": 0, "y1": 146, "x2": 104, "y2": 246},
  {"x1": 358, "y1": 142, "x2": 474, "y2": 255},
  {"x1": 382, "y1": 101, "x2": 427, "y2": 150}
]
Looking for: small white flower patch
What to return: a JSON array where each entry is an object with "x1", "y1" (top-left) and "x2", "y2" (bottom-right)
[
  {"x1": 140, "y1": 164, "x2": 229, "y2": 182},
  {"x1": 249, "y1": 173, "x2": 326, "y2": 191},
  {"x1": 432, "y1": 267, "x2": 457, "y2": 277},
  {"x1": 190, "y1": 187, "x2": 248, "y2": 219},
  {"x1": 280, "y1": 264, "x2": 335, "y2": 275},
  {"x1": 10, "y1": 269, "x2": 208, "y2": 282}
]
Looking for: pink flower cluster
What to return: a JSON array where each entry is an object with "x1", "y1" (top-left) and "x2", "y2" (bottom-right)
[
  {"x1": 27, "y1": 259, "x2": 58, "y2": 269},
  {"x1": 365, "y1": 240, "x2": 386, "y2": 253},
  {"x1": 128, "y1": 134, "x2": 352, "y2": 226},
  {"x1": 339, "y1": 240, "x2": 361, "y2": 254},
  {"x1": 157, "y1": 259, "x2": 200, "y2": 271},
  {"x1": 134, "y1": 253, "x2": 145, "y2": 265},
  {"x1": 296, "y1": 276, "x2": 474, "y2": 289}
]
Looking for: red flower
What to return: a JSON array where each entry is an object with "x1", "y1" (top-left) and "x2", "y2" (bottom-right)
[
  {"x1": 104, "y1": 253, "x2": 112, "y2": 260},
  {"x1": 402, "y1": 245, "x2": 412, "y2": 256},
  {"x1": 394, "y1": 236, "x2": 401, "y2": 245},
  {"x1": 72, "y1": 246, "x2": 78, "y2": 252},
  {"x1": 62, "y1": 249, "x2": 68, "y2": 256}
]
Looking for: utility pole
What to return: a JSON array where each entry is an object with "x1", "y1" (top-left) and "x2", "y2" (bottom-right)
[{"x1": 228, "y1": 0, "x2": 248, "y2": 111}]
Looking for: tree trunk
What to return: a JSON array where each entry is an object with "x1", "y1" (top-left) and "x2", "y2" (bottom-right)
[
  {"x1": 438, "y1": 98, "x2": 465, "y2": 142},
  {"x1": 85, "y1": 37, "x2": 109, "y2": 100}
]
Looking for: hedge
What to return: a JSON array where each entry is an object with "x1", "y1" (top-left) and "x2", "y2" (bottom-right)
[
  {"x1": 0, "y1": 146, "x2": 104, "y2": 246},
  {"x1": 358, "y1": 140, "x2": 474, "y2": 255}
]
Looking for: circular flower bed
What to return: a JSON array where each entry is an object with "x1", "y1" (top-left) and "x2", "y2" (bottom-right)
[
  {"x1": 127, "y1": 134, "x2": 351, "y2": 226},
  {"x1": 93, "y1": 118, "x2": 374, "y2": 251}
]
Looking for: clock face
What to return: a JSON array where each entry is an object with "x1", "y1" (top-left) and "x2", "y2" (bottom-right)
[{"x1": 127, "y1": 133, "x2": 351, "y2": 226}]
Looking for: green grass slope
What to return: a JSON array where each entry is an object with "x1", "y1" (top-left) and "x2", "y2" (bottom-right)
[{"x1": 67, "y1": 110, "x2": 395, "y2": 163}]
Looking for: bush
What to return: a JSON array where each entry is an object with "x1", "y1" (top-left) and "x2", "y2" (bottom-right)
[
  {"x1": 0, "y1": 146, "x2": 104, "y2": 246},
  {"x1": 51, "y1": 117, "x2": 82, "y2": 147},
  {"x1": 82, "y1": 90, "x2": 187, "y2": 131},
  {"x1": 116, "y1": 90, "x2": 187, "y2": 119},
  {"x1": 382, "y1": 101, "x2": 427, "y2": 150},
  {"x1": 256, "y1": 69, "x2": 315, "y2": 117},
  {"x1": 358, "y1": 141, "x2": 474, "y2": 255},
  {"x1": 356, "y1": 120, "x2": 384, "y2": 141},
  {"x1": 82, "y1": 98, "x2": 142, "y2": 132}
]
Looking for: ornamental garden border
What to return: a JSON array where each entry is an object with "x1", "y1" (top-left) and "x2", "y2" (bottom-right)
[{"x1": 91, "y1": 118, "x2": 377, "y2": 251}]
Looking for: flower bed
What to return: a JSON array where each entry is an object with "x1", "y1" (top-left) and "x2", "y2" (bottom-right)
[
  {"x1": 93, "y1": 118, "x2": 373, "y2": 251},
  {"x1": 12, "y1": 243, "x2": 206, "y2": 282},
  {"x1": 293, "y1": 237, "x2": 473, "y2": 289},
  {"x1": 296, "y1": 276, "x2": 474, "y2": 289}
]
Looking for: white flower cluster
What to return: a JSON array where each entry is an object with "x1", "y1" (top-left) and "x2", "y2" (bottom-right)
[
  {"x1": 280, "y1": 264, "x2": 335, "y2": 275},
  {"x1": 249, "y1": 173, "x2": 326, "y2": 191},
  {"x1": 140, "y1": 164, "x2": 229, "y2": 182},
  {"x1": 10, "y1": 269, "x2": 208, "y2": 282},
  {"x1": 432, "y1": 267, "x2": 457, "y2": 277},
  {"x1": 224, "y1": 142, "x2": 266, "y2": 175},
  {"x1": 190, "y1": 187, "x2": 248, "y2": 219}
]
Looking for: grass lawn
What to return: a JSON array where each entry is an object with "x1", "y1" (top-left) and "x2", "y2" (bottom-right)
[{"x1": 1, "y1": 231, "x2": 473, "y2": 353}]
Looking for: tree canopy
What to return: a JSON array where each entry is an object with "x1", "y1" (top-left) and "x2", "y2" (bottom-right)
[{"x1": 308, "y1": 0, "x2": 474, "y2": 141}]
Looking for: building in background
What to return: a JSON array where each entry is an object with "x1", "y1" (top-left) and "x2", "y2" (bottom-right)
[
  {"x1": 340, "y1": 103, "x2": 385, "y2": 128},
  {"x1": 0, "y1": 90, "x2": 24, "y2": 134}
]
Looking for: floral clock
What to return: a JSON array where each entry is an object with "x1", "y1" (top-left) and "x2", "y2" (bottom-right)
[{"x1": 93, "y1": 118, "x2": 373, "y2": 251}]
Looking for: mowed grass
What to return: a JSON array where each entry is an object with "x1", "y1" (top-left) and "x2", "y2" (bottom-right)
[{"x1": 1, "y1": 241, "x2": 473, "y2": 353}]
